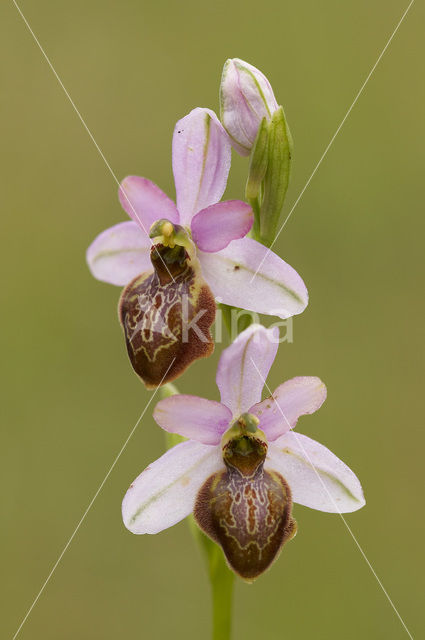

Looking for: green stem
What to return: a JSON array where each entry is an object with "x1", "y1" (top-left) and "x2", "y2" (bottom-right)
[
  {"x1": 189, "y1": 518, "x2": 234, "y2": 640},
  {"x1": 211, "y1": 562, "x2": 234, "y2": 640},
  {"x1": 218, "y1": 302, "x2": 255, "y2": 339},
  {"x1": 218, "y1": 303, "x2": 232, "y2": 337}
]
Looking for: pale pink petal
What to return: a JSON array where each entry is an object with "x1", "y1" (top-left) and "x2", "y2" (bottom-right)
[
  {"x1": 220, "y1": 58, "x2": 279, "y2": 156},
  {"x1": 172, "y1": 108, "x2": 231, "y2": 225},
  {"x1": 250, "y1": 377, "x2": 327, "y2": 442},
  {"x1": 118, "y1": 176, "x2": 179, "y2": 232},
  {"x1": 191, "y1": 201, "x2": 253, "y2": 253},
  {"x1": 220, "y1": 58, "x2": 256, "y2": 155},
  {"x1": 122, "y1": 441, "x2": 224, "y2": 534},
  {"x1": 266, "y1": 433, "x2": 365, "y2": 513},
  {"x1": 198, "y1": 237, "x2": 308, "y2": 319},
  {"x1": 86, "y1": 221, "x2": 152, "y2": 286},
  {"x1": 153, "y1": 395, "x2": 232, "y2": 445},
  {"x1": 216, "y1": 324, "x2": 278, "y2": 417}
]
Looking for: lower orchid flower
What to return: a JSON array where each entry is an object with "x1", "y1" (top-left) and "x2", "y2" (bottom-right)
[
  {"x1": 87, "y1": 108, "x2": 308, "y2": 387},
  {"x1": 122, "y1": 324, "x2": 365, "y2": 581}
]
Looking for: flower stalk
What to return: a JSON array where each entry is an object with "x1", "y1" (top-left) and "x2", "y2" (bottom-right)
[{"x1": 189, "y1": 520, "x2": 234, "y2": 640}]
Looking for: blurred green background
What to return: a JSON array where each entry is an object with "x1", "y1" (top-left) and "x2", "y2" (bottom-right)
[{"x1": 1, "y1": 1, "x2": 424, "y2": 638}]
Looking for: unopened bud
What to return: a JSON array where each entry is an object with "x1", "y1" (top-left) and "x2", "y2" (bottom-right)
[{"x1": 220, "y1": 58, "x2": 278, "y2": 156}]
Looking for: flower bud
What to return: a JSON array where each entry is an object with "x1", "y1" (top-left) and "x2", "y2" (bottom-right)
[{"x1": 220, "y1": 58, "x2": 279, "y2": 156}]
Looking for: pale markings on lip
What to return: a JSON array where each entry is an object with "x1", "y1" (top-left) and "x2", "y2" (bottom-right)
[
  {"x1": 119, "y1": 247, "x2": 215, "y2": 388},
  {"x1": 194, "y1": 456, "x2": 296, "y2": 579},
  {"x1": 123, "y1": 268, "x2": 187, "y2": 364},
  {"x1": 214, "y1": 466, "x2": 283, "y2": 554}
]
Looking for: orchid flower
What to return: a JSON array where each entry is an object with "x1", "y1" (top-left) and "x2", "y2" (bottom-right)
[
  {"x1": 122, "y1": 325, "x2": 365, "y2": 580},
  {"x1": 87, "y1": 108, "x2": 308, "y2": 387}
]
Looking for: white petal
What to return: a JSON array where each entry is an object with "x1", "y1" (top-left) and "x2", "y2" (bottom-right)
[
  {"x1": 266, "y1": 433, "x2": 365, "y2": 513},
  {"x1": 216, "y1": 324, "x2": 278, "y2": 416},
  {"x1": 86, "y1": 221, "x2": 152, "y2": 286},
  {"x1": 198, "y1": 237, "x2": 308, "y2": 319},
  {"x1": 122, "y1": 441, "x2": 224, "y2": 534}
]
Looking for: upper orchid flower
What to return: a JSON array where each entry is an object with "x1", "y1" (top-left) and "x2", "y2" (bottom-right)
[
  {"x1": 220, "y1": 58, "x2": 279, "y2": 156},
  {"x1": 122, "y1": 325, "x2": 365, "y2": 581},
  {"x1": 87, "y1": 108, "x2": 308, "y2": 387}
]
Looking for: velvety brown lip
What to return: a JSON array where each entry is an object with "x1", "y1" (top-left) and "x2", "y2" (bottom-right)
[{"x1": 119, "y1": 243, "x2": 216, "y2": 388}]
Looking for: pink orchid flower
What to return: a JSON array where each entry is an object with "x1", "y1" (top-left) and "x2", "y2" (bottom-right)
[
  {"x1": 122, "y1": 324, "x2": 365, "y2": 580},
  {"x1": 87, "y1": 108, "x2": 308, "y2": 320}
]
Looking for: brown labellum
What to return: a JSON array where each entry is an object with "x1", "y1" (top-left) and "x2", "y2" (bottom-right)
[
  {"x1": 119, "y1": 244, "x2": 215, "y2": 388},
  {"x1": 194, "y1": 433, "x2": 297, "y2": 581}
]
